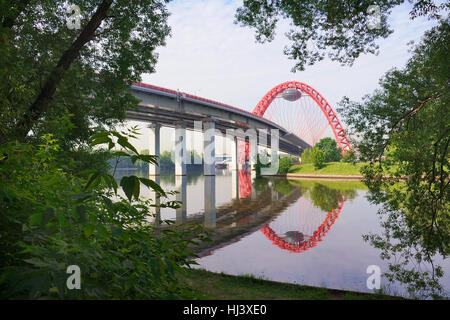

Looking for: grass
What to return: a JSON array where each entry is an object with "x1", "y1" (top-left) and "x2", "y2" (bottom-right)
[
  {"x1": 182, "y1": 269, "x2": 400, "y2": 300},
  {"x1": 288, "y1": 179, "x2": 369, "y2": 190},
  {"x1": 288, "y1": 162, "x2": 366, "y2": 175}
]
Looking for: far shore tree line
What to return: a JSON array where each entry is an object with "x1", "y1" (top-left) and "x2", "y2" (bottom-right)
[
  {"x1": 301, "y1": 137, "x2": 357, "y2": 169},
  {"x1": 256, "y1": 136, "x2": 360, "y2": 175}
]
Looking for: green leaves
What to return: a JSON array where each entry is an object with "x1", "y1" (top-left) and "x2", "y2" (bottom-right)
[
  {"x1": 120, "y1": 175, "x2": 166, "y2": 202},
  {"x1": 130, "y1": 154, "x2": 158, "y2": 166},
  {"x1": 1, "y1": 0, "x2": 171, "y2": 144},
  {"x1": 89, "y1": 132, "x2": 114, "y2": 150},
  {"x1": 120, "y1": 175, "x2": 141, "y2": 202},
  {"x1": 87, "y1": 129, "x2": 164, "y2": 202},
  {"x1": 315, "y1": 137, "x2": 342, "y2": 162},
  {"x1": 138, "y1": 177, "x2": 166, "y2": 197},
  {"x1": 83, "y1": 171, "x2": 118, "y2": 194},
  {"x1": 277, "y1": 156, "x2": 293, "y2": 174},
  {"x1": 0, "y1": 0, "x2": 205, "y2": 299},
  {"x1": 236, "y1": 1, "x2": 447, "y2": 72},
  {"x1": 311, "y1": 147, "x2": 326, "y2": 169},
  {"x1": 89, "y1": 130, "x2": 139, "y2": 154},
  {"x1": 336, "y1": 20, "x2": 450, "y2": 299},
  {"x1": 1, "y1": 129, "x2": 210, "y2": 300},
  {"x1": 235, "y1": 1, "x2": 393, "y2": 71}
]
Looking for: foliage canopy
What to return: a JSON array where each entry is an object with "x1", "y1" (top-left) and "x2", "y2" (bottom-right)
[
  {"x1": 315, "y1": 137, "x2": 342, "y2": 162},
  {"x1": 235, "y1": 0, "x2": 449, "y2": 71},
  {"x1": 338, "y1": 20, "x2": 449, "y2": 298},
  {"x1": 311, "y1": 147, "x2": 326, "y2": 169},
  {"x1": 0, "y1": 0, "x2": 171, "y2": 146},
  {"x1": 0, "y1": 129, "x2": 209, "y2": 299}
]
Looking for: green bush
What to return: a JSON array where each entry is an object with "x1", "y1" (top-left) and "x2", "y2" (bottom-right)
[
  {"x1": 0, "y1": 131, "x2": 209, "y2": 299},
  {"x1": 311, "y1": 147, "x2": 326, "y2": 169},
  {"x1": 278, "y1": 156, "x2": 292, "y2": 174},
  {"x1": 315, "y1": 137, "x2": 341, "y2": 162},
  {"x1": 301, "y1": 148, "x2": 312, "y2": 163},
  {"x1": 341, "y1": 151, "x2": 356, "y2": 164},
  {"x1": 254, "y1": 152, "x2": 271, "y2": 177}
]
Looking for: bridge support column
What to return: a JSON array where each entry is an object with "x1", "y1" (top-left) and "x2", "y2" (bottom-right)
[
  {"x1": 231, "y1": 169, "x2": 239, "y2": 199},
  {"x1": 269, "y1": 181, "x2": 278, "y2": 207},
  {"x1": 148, "y1": 123, "x2": 160, "y2": 176},
  {"x1": 249, "y1": 138, "x2": 258, "y2": 172},
  {"x1": 203, "y1": 119, "x2": 215, "y2": 176},
  {"x1": 149, "y1": 175, "x2": 161, "y2": 226},
  {"x1": 251, "y1": 177, "x2": 257, "y2": 200},
  {"x1": 230, "y1": 136, "x2": 238, "y2": 170},
  {"x1": 175, "y1": 121, "x2": 186, "y2": 176},
  {"x1": 175, "y1": 176, "x2": 187, "y2": 224},
  {"x1": 204, "y1": 175, "x2": 216, "y2": 228}
]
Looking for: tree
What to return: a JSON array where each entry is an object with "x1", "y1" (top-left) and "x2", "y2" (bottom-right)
[
  {"x1": 309, "y1": 184, "x2": 345, "y2": 212},
  {"x1": 341, "y1": 150, "x2": 357, "y2": 164},
  {"x1": 311, "y1": 147, "x2": 325, "y2": 169},
  {"x1": 0, "y1": 1, "x2": 171, "y2": 146},
  {"x1": 277, "y1": 156, "x2": 292, "y2": 174},
  {"x1": 160, "y1": 150, "x2": 175, "y2": 168},
  {"x1": 235, "y1": 0, "x2": 448, "y2": 71},
  {"x1": 301, "y1": 148, "x2": 312, "y2": 163},
  {"x1": 315, "y1": 137, "x2": 341, "y2": 162},
  {"x1": 338, "y1": 20, "x2": 449, "y2": 298}
]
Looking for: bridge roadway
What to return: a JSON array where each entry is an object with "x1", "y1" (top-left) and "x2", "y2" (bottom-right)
[{"x1": 127, "y1": 83, "x2": 311, "y2": 172}]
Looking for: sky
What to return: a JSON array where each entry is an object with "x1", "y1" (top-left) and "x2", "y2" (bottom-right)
[{"x1": 123, "y1": 0, "x2": 439, "y2": 154}]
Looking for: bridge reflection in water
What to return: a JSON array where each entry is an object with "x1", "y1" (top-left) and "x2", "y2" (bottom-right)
[
  {"x1": 142, "y1": 169, "x2": 347, "y2": 256},
  {"x1": 260, "y1": 197, "x2": 345, "y2": 253}
]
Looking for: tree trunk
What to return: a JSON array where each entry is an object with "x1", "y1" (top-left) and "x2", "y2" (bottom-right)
[{"x1": 15, "y1": 0, "x2": 113, "y2": 140}]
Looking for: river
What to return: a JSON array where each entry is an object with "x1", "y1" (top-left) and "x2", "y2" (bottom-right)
[{"x1": 115, "y1": 168, "x2": 450, "y2": 299}]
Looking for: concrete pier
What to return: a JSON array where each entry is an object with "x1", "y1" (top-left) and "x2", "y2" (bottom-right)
[
  {"x1": 175, "y1": 175, "x2": 187, "y2": 224},
  {"x1": 204, "y1": 175, "x2": 216, "y2": 228},
  {"x1": 203, "y1": 119, "x2": 215, "y2": 176},
  {"x1": 230, "y1": 135, "x2": 238, "y2": 170},
  {"x1": 231, "y1": 169, "x2": 239, "y2": 199},
  {"x1": 148, "y1": 123, "x2": 160, "y2": 176},
  {"x1": 175, "y1": 121, "x2": 187, "y2": 176},
  {"x1": 149, "y1": 175, "x2": 161, "y2": 226}
]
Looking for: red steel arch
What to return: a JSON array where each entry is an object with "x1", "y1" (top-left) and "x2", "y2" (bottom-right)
[
  {"x1": 260, "y1": 198, "x2": 346, "y2": 253},
  {"x1": 253, "y1": 81, "x2": 351, "y2": 153}
]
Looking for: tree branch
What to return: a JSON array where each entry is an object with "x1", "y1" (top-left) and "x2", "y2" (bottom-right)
[
  {"x1": 15, "y1": 0, "x2": 114, "y2": 140},
  {"x1": 1, "y1": 0, "x2": 30, "y2": 29}
]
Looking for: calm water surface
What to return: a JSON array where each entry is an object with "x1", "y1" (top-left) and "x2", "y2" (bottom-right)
[{"x1": 116, "y1": 168, "x2": 450, "y2": 298}]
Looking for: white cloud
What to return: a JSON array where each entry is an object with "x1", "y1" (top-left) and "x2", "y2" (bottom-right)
[{"x1": 144, "y1": 0, "x2": 436, "y2": 106}]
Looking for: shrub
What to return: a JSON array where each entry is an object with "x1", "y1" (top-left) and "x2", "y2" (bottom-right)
[
  {"x1": 311, "y1": 147, "x2": 326, "y2": 169},
  {"x1": 254, "y1": 152, "x2": 271, "y2": 176},
  {"x1": 301, "y1": 148, "x2": 312, "y2": 163},
  {"x1": 278, "y1": 156, "x2": 292, "y2": 174},
  {"x1": 341, "y1": 151, "x2": 356, "y2": 164},
  {"x1": 315, "y1": 137, "x2": 341, "y2": 162},
  {"x1": 0, "y1": 131, "x2": 208, "y2": 299}
]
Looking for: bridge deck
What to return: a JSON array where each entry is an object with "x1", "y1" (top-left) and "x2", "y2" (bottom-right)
[{"x1": 127, "y1": 82, "x2": 312, "y2": 154}]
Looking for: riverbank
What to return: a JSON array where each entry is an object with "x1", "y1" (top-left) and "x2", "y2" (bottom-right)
[
  {"x1": 289, "y1": 162, "x2": 365, "y2": 176},
  {"x1": 287, "y1": 173, "x2": 364, "y2": 180},
  {"x1": 182, "y1": 269, "x2": 400, "y2": 300}
]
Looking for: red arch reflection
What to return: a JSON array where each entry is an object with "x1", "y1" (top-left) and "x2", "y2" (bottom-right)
[
  {"x1": 260, "y1": 198, "x2": 346, "y2": 253},
  {"x1": 238, "y1": 169, "x2": 252, "y2": 198}
]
